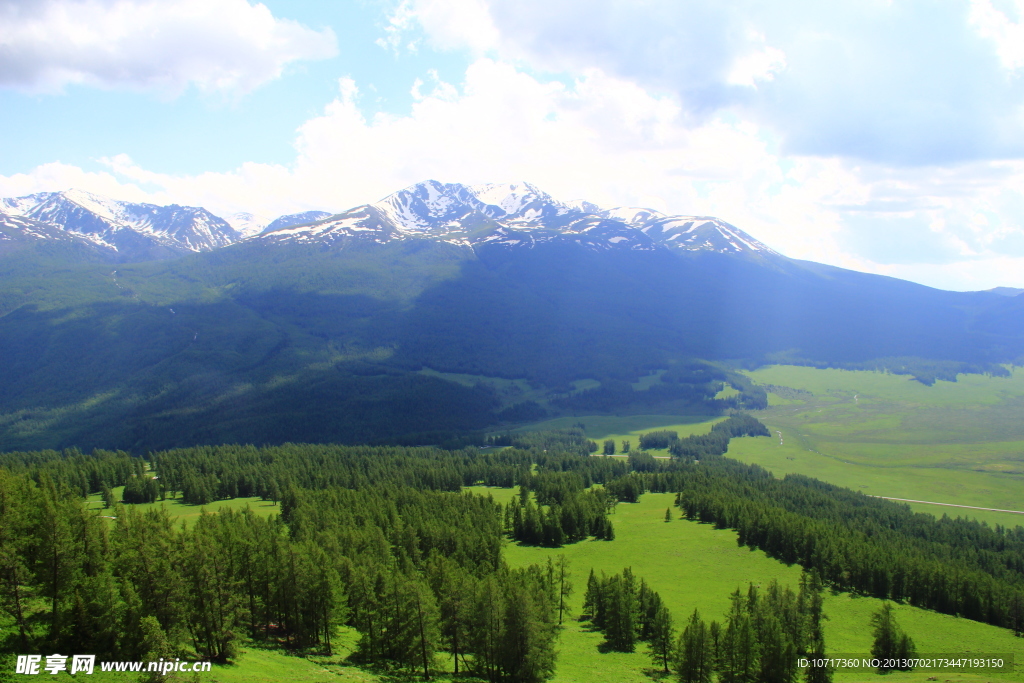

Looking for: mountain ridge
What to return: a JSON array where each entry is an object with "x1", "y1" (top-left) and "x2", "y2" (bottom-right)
[
  {"x1": 1, "y1": 180, "x2": 779, "y2": 264},
  {"x1": 253, "y1": 179, "x2": 780, "y2": 259}
]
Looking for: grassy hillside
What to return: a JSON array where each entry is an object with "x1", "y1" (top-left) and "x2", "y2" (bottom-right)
[
  {"x1": 511, "y1": 413, "x2": 727, "y2": 455},
  {"x1": 7, "y1": 237, "x2": 1024, "y2": 453}
]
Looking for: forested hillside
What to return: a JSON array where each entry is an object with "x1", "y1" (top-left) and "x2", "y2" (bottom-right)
[{"x1": 2, "y1": 208, "x2": 1024, "y2": 453}]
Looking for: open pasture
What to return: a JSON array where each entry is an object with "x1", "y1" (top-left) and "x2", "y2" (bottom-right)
[{"x1": 728, "y1": 365, "x2": 1024, "y2": 528}]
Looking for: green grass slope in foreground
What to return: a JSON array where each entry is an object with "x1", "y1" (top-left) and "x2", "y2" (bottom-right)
[
  {"x1": 729, "y1": 365, "x2": 1024, "y2": 528},
  {"x1": 500, "y1": 491, "x2": 1024, "y2": 683}
]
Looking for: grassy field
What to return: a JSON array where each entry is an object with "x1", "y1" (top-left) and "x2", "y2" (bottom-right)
[
  {"x1": 524, "y1": 367, "x2": 1024, "y2": 528},
  {"x1": 729, "y1": 365, "x2": 1024, "y2": 528}
]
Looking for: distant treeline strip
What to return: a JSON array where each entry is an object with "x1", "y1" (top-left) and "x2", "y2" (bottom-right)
[{"x1": 762, "y1": 355, "x2": 1012, "y2": 386}]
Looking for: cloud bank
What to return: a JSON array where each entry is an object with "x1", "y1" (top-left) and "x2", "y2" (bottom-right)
[{"x1": 0, "y1": 0, "x2": 337, "y2": 94}]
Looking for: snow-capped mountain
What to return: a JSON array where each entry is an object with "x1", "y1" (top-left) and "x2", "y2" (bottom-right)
[
  {"x1": 256, "y1": 179, "x2": 778, "y2": 257},
  {"x1": 1, "y1": 189, "x2": 241, "y2": 261},
  {"x1": 0, "y1": 181, "x2": 776, "y2": 263}
]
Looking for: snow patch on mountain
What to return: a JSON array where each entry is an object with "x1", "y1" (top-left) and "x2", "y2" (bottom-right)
[
  {"x1": 603, "y1": 207, "x2": 666, "y2": 225},
  {"x1": 3, "y1": 181, "x2": 779, "y2": 262}
]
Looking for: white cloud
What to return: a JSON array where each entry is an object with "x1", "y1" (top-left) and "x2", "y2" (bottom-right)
[
  {"x1": 408, "y1": 0, "x2": 499, "y2": 53},
  {"x1": 3, "y1": 57, "x2": 1024, "y2": 291},
  {"x1": 0, "y1": 0, "x2": 337, "y2": 94},
  {"x1": 969, "y1": 0, "x2": 1024, "y2": 70},
  {"x1": 376, "y1": 0, "x2": 421, "y2": 54}
]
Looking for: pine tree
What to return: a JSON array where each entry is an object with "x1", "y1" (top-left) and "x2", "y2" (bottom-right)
[
  {"x1": 674, "y1": 609, "x2": 713, "y2": 683},
  {"x1": 500, "y1": 582, "x2": 556, "y2": 683},
  {"x1": 582, "y1": 569, "x2": 599, "y2": 622},
  {"x1": 555, "y1": 556, "x2": 573, "y2": 625},
  {"x1": 719, "y1": 590, "x2": 757, "y2": 683},
  {"x1": 870, "y1": 603, "x2": 916, "y2": 672},
  {"x1": 648, "y1": 601, "x2": 674, "y2": 673},
  {"x1": 101, "y1": 485, "x2": 114, "y2": 509},
  {"x1": 603, "y1": 575, "x2": 637, "y2": 652}
]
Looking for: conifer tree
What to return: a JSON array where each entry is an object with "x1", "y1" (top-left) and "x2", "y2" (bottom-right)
[
  {"x1": 674, "y1": 609, "x2": 713, "y2": 683},
  {"x1": 603, "y1": 572, "x2": 637, "y2": 652},
  {"x1": 555, "y1": 556, "x2": 573, "y2": 625},
  {"x1": 870, "y1": 603, "x2": 916, "y2": 672},
  {"x1": 719, "y1": 590, "x2": 757, "y2": 683},
  {"x1": 649, "y1": 601, "x2": 675, "y2": 673}
]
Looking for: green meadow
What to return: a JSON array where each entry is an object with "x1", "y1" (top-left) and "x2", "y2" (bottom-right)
[{"x1": 523, "y1": 366, "x2": 1024, "y2": 528}]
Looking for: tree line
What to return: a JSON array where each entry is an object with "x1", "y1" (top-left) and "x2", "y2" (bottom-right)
[
  {"x1": 4, "y1": 412, "x2": 1023, "y2": 683},
  {"x1": 0, "y1": 447, "x2": 141, "y2": 497}
]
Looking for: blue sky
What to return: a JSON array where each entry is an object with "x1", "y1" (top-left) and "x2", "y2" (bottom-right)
[{"x1": 2, "y1": 0, "x2": 1024, "y2": 291}]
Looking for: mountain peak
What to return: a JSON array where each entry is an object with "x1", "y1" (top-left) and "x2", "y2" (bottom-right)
[{"x1": 372, "y1": 180, "x2": 502, "y2": 233}]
